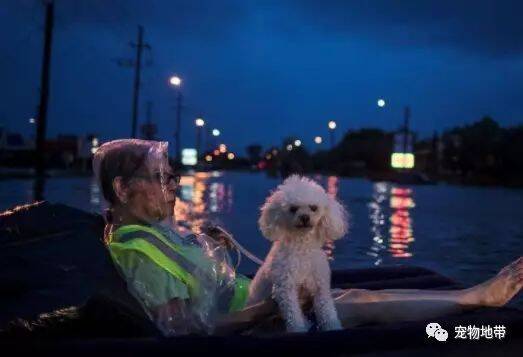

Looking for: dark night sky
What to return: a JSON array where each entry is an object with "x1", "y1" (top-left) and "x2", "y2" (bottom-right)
[{"x1": 1, "y1": 0, "x2": 523, "y2": 155}]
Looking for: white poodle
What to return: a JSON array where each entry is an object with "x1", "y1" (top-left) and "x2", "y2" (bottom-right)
[{"x1": 248, "y1": 175, "x2": 349, "y2": 332}]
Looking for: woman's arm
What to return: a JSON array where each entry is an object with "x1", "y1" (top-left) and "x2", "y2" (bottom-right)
[
  {"x1": 152, "y1": 298, "x2": 276, "y2": 336},
  {"x1": 213, "y1": 299, "x2": 277, "y2": 335},
  {"x1": 152, "y1": 298, "x2": 207, "y2": 335}
]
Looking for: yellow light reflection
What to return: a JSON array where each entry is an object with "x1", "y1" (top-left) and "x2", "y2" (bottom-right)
[
  {"x1": 388, "y1": 186, "x2": 415, "y2": 258},
  {"x1": 327, "y1": 176, "x2": 338, "y2": 197}
]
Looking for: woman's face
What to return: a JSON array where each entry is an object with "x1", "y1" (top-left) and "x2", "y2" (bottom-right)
[{"x1": 123, "y1": 156, "x2": 179, "y2": 223}]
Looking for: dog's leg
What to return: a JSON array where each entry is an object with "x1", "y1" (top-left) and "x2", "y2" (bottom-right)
[
  {"x1": 313, "y1": 284, "x2": 342, "y2": 331},
  {"x1": 247, "y1": 265, "x2": 272, "y2": 306},
  {"x1": 274, "y1": 282, "x2": 308, "y2": 332}
]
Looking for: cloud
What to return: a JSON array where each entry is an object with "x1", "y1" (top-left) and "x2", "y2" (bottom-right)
[
  {"x1": 53, "y1": 0, "x2": 250, "y2": 42},
  {"x1": 284, "y1": 0, "x2": 523, "y2": 57}
]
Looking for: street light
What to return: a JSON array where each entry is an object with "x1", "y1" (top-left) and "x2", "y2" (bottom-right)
[
  {"x1": 286, "y1": 144, "x2": 293, "y2": 151},
  {"x1": 219, "y1": 144, "x2": 227, "y2": 153},
  {"x1": 169, "y1": 76, "x2": 181, "y2": 87},
  {"x1": 195, "y1": 117, "x2": 205, "y2": 162},
  {"x1": 328, "y1": 120, "x2": 337, "y2": 148},
  {"x1": 227, "y1": 152, "x2": 235, "y2": 160},
  {"x1": 195, "y1": 118, "x2": 205, "y2": 127},
  {"x1": 169, "y1": 75, "x2": 183, "y2": 163},
  {"x1": 210, "y1": 129, "x2": 220, "y2": 151},
  {"x1": 294, "y1": 139, "x2": 301, "y2": 147},
  {"x1": 314, "y1": 136, "x2": 322, "y2": 144},
  {"x1": 29, "y1": 117, "x2": 36, "y2": 124},
  {"x1": 377, "y1": 98, "x2": 386, "y2": 107}
]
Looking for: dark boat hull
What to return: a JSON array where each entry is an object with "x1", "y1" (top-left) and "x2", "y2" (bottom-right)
[{"x1": 1, "y1": 203, "x2": 522, "y2": 355}]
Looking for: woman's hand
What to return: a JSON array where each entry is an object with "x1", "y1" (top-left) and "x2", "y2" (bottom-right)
[{"x1": 202, "y1": 225, "x2": 235, "y2": 249}]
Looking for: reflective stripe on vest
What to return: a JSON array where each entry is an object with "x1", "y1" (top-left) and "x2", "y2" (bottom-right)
[
  {"x1": 115, "y1": 228, "x2": 200, "y2": 275},
  {"x1": 110, "y1": 224, "x2": 249, "y2": 312},
  {"x1": 109, "y1": 225, "x2": 202, "y2": 297}
]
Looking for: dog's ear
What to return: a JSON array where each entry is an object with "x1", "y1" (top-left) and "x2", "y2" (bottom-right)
[
  {"x1": 318, "y1": 195, "x2": 348, "y2": 241},
  {"x1": 258, "y1": 191, "x2": 284, "y2": 241}
]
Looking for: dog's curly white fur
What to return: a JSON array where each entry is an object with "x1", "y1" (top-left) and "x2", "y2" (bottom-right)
[{"x1": 248, "y1": 175, "x2": 348, "y2": 332}]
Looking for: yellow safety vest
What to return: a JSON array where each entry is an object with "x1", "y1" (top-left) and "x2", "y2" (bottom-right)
[{"x1": 107, "y1": 224, "x2": 250, "y2": 312}]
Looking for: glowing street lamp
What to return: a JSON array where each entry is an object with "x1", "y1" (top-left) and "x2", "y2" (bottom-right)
[
  {"x1": 212, "y1": 129, "x2": 220, "y2": 136},
  {"x1": 328, "y1": 120, "x2": 337, "y2": 148},
  {"x1": 169, "y1": 76, "x2": 182, "y2": 87},
  {"x1": 227, "y1": 152, "x2": 235, "y2": 160},
  {"x1": 286, "y1": 144, "x2": 293, "y2": 151},
  {"x1": 169, "y1": 75, "x2": 183, "y2": 162},
  {"x1": 29, "y1": 117, "x2": 36, "y2": 124},
  {"x1": 294, "y1": 139, "x2": 301, "y2": 147},
  {"x1": 205, "y1": 155, "x2": 213, "y2": 162},
  {"x1": 314, "y1": 136, "x2": 322, "y2": 144},
  {"x1": 195, "y1": 118, "x2": 205, "y2": 162},
  {"x1": 195, "y1": 118, "x2": 205, "y2": 127},
  {"x1": 219, "y1": 144, "x2": 227, "y2": 153},
  {"x1": 377, "y1": 98, "x2": 386, "y2": 107}
]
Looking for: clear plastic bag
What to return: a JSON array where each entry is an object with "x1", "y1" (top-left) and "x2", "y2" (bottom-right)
[{"x1": 93, "y1": 139, "x2": 238, "y2": 336}]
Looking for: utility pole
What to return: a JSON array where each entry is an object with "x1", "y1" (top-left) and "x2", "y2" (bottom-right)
[
  {"x1": 175, "y1": 91, "x2": 182, "y2": 162},
  {"x1": 196, "y1": 126, "x2": 202, "y2": 162},
  {"x1": 141, "y1": 101, "x2": 157, "y2": 140},
  {"x1": 35, "y1": 0, "x2": 54, "y2": 177},
  {"x1": 146, "y1": 101, "x2": 153, "y2": 124},
  {"x1": 403, "y1": 106, "x2": 410, "y2": 154},
  {"x1": 130, "y1": 25, "x2": 149, "y2": 138}
]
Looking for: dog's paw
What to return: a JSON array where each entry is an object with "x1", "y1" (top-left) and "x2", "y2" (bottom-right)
[
  {"x1": 287, "y1": 323, "x2": 309, "y2": 333},
  {"x1": 286, "y1": 318, "x2": 312, "y2": 333},
  {"x1": 320, "y1": 318, "x2": 342, "y2": 331}
]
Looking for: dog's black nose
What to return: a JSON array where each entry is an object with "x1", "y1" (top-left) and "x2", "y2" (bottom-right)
[{"x1": 299, "y1": 214, "x2": 310, "y2": 224}]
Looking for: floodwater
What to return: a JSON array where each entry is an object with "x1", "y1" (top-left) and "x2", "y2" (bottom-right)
[{"x1": 1, "y1": 171, "x2": 523, "y2": 305}]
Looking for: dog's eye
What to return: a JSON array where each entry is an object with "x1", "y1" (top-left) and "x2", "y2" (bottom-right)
[
  {"x1": 289, "y1": 206, "x2": 298, "y2": 214},
  {"x1": 309, "y1": 205, "x2": 318, "y2": 212}
]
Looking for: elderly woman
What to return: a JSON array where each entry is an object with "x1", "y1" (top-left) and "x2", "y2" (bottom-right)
[{"x1": 93, "y1": 139, "x2": 523, "y2": 336}]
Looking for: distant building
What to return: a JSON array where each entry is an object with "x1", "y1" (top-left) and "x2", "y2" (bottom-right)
[
  {"x1": 0, "y1": 126, "x2": 34, "y2": 151},
  {"x1": 44, "y1": 135, "x2": 79, "y2": 168}
]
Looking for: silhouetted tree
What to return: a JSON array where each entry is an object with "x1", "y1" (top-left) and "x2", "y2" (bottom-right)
[{"x1": 245, "y1": 144, "x2": 262, "y2": 164}]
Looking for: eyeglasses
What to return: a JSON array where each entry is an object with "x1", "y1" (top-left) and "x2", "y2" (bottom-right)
[
  {"x1": 133, "y1": 172, "x2": 181, "y2": 186},
  {"x1": 154, "y1": 172, "x2": 181, "y2": 186}
]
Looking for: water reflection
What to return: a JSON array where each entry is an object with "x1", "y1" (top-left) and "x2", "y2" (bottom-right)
[
  {"x1": 368, "y1": 183, "x2": 416, "y2": 264},
  {"x1": 89, "y1": 178, "x2": 101, "y2": 206},
  {"x1": 367, "y1": 182, "x2": 388, "y2": 265},
  {"x1": 327, "y1": 176, "x2": 339, "y2": 197},
  {"x1": 389, "y1": 187, "x2": 415, "y2": 258},
  {"x1": 174, "y1": 172, "x2": 233, "y2": 234}
]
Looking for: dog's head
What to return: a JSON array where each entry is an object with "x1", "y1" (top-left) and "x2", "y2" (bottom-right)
[{"x1": 258, "y1": 175, "x2": 348, "y2": 243}]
